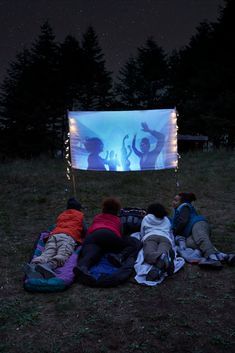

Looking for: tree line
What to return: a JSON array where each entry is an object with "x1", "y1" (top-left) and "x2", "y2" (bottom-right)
[{"x1": 0, "y1": 0, "x2": 234, "y2": 157}]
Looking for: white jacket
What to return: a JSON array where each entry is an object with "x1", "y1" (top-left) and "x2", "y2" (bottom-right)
[{"x1": 140, "y1": 214, "x2": 173, "y2": 244}]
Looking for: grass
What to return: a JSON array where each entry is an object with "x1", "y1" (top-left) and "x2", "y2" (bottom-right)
[{"x1": 0, "y1": 150, "x2": 235, "y2": 353}]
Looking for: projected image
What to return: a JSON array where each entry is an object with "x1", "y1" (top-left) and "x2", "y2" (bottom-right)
[{"x1": 69, "y1": 109, "x2": 178, "y2": 172}]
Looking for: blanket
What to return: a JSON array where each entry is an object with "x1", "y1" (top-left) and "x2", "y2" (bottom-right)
[{"x1": 131, "y1": 233, "x2": 185, "y2": 286}]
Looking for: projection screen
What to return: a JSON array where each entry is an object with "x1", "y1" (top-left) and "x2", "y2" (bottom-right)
[{"x1": 68, "y1": 109, "x2": 178, "y2": 172}]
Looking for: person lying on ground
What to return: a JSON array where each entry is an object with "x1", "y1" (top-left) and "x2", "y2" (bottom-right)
[
  {"x1": 172, "y1": 192, "x2": 235, "y2": 269},
  {"x1": 140, "y1": 203, "x2": 175, "y2": 281},
  {"x1": 74, "y1": 197, "x2": 140, "y2": 282},
  {"x1": 23, "y1": 198, "x2": 86, "y2": 279}
]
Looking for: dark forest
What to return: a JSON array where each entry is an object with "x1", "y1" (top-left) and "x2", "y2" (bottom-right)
[{"x1": 0, "y1": 0, "x2": 234, "y2": 157}]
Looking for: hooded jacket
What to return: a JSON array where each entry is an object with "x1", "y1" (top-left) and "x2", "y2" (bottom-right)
[{"x1": 140, "y1": 214, "x2": 173, "y2": 243}]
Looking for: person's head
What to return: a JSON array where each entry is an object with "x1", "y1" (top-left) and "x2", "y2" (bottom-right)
[
  {"x1": 67, "y1": 197, "x2": 82, "y2": 211},
  {"x1": 147, "y1": 203, "x2": 168, "y2": 219},
  {"x1": 102, "y1": 197, "x2": 121, "y2": 215},
  {"x1": 85, "y1": 137, "x2": 104, "y2": 154},
  {"x1": 172, "y1": 192, "x2": 196, "y2": 209},
  {"x1": 140, "y1": 138, "x2": 150, "y2": 153}
]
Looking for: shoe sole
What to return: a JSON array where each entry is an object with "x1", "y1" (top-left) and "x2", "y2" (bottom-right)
[
  {"x1": 22, "y1": 264, "x2": 44, "y2": 279},
  {"x1": 226, "y1": 254, "x2": 235, "y2": 266},
  {"x1": 74, "y1": 267, "x2": 96, "y2": 286},
  {"x1": 146, "y1": 267, "x2": 162, "y2": 281},
  {"x1": 35, "y1": 264, "x2": 56, "y2": 278},
  {"x1": 166, "y1": 249, "x2": 175, "y2": 276}
]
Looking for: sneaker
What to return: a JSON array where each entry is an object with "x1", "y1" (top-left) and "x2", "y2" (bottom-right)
[
  {"x1": 146, "y1": 265, "x2": 163, "y2": 281},
  {"x1": 35, "y1": 263, "x2": 57, "y2": 278},
  {"x1": 73, "y1": 266, "x2": 96, "y2": 286},
  {"x1": 224, "y1": 253, "x2": 235, "y2": 266},
  {"x1": 157, "y1": 250, "x2": 175, "y2": 276},
  {"x1": 166, "y1": 249, "x2": 175, "y2": 276},
  {"x1": 22, "y1": 263, "x2": 44, "y2": 279},
  {"x1": 198, "y1": 257, "x2": 223, "y2": 270},
  {"x1": 215, "y1": 252, "x2": 227, "y2": 262},
  {"x1": 107, "y1": 253, "x2": 122, "y2": 267}
]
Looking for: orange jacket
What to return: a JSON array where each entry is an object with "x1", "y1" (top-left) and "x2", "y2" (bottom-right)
[{"x1": 50, "y1": 209, "x2": 85, "y2": 243}]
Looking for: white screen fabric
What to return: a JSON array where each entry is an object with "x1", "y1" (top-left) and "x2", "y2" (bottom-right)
[{"x1": 68, "y1": 109, "x2": 178, "y2": 172}]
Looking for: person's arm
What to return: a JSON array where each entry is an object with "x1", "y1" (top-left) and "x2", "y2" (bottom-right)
[
  {"x1": 132, "y1": 134, "x2": 141, "y2": 157},
  {"x1": 123, "y1": 134, "x2": 128, "y2": 144},
  {"x1": 141, "y1": 122, "x2": 165, "y2": 153},
  {"x1": 127, "y1": 145, "x2": 132, "y2": 158},
  {"x1": 174, "y1": 206, "x2": 190, "y2": 236}
]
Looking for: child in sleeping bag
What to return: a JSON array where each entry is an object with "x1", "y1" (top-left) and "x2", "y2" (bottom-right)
[
  {"x1": 74, "y1": 197, "x2": 140, "y2": 284},
  {"x1": 140, "y1": 203, "x2": 175, "y2": 281},
  {"x1": 23, "y1": 198, "x2": 86, "y2": 279}
]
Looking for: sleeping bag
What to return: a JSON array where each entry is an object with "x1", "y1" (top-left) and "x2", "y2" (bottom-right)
[
  {"x1": 23, "y1": 231, "x2": 80, "y2": 292},
  {"x1": 74, "y1": 236, "x2": 142, "y2": 287}
]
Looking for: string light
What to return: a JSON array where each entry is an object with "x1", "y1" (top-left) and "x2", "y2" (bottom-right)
[
  {"x1": 174, "y1": 108, "x2": 180, "y2": 189},
  {"x1": 64, "y1": 131, "x2": 72, "y2": 182}
]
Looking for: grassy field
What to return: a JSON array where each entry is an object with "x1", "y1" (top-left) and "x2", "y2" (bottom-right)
[{"x1": 0, "y1": 150, "x2": 235, "y2": 353}]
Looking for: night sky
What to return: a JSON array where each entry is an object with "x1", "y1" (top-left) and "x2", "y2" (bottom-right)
[{"x1": 0, "y1": 0, "x2": 224, "y2": 82}]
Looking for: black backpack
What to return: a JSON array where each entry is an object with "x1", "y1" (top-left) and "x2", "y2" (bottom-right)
[{"x1": 119, "y1": 207, "x2": 146, "y2": 236}]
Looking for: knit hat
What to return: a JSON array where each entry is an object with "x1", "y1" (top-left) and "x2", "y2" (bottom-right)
[{"x1": 67, "y1": 197, "x2": 82, "y2": 211}]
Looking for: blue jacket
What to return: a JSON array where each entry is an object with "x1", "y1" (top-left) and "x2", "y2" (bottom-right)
[{"x1": 172, "y1": 202, "x2": 206, "y2": 238}]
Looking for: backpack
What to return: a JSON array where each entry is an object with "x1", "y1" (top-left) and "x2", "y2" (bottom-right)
[{"x1": 119, "y1": 207, "x2": 146, "y2": 236}]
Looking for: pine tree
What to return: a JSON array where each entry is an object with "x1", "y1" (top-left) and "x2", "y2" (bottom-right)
[
  {"x1": 0, "y1": 21, "x2": 62, "y2": 156},
  {"x1": 79, "y1": 26, "x2": 113, "y2": 110},
  {"x1": 116, "y1": 38, "x2": 168, "y2": 108},
  {"x1": 115, "y1": 57, "x2": 139, "y2": 108},
  {"x1": 29, "y1": 20, "x2": 62, "y2": 152},
  {"x1": 167, "y1": 0, "x2": 235, "y2": 147},
  {"x1": 59, "y1": 34, "x2": 83, "y2": 110},
  {"x1": 0, "y1": 48, "x2": 35, "y2": 156}
]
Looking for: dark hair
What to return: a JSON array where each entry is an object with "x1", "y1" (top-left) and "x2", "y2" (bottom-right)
[
  {"x1": 102, "y1": 197, "x2": 121, "y2": 215},
  {"x1": 147, "y1": 203, "x2": 168, "y2": 219},
  {"x1": 67, "y1": 197, "x2": 82, "y2": 211},
  {"x1": 141, "y1": 138, "x2": 150, "y2": 145},
  {"x1": 178, "y1": 192, "x2": 196, "y2": 203},
  {"x1": 84, "y1": 137, "x2": 103, "y2": 153}
]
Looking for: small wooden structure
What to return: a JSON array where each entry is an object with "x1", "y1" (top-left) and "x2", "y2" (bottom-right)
[{"x1": 177, "y1": 134, "x2": 208, "y2": 152}]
